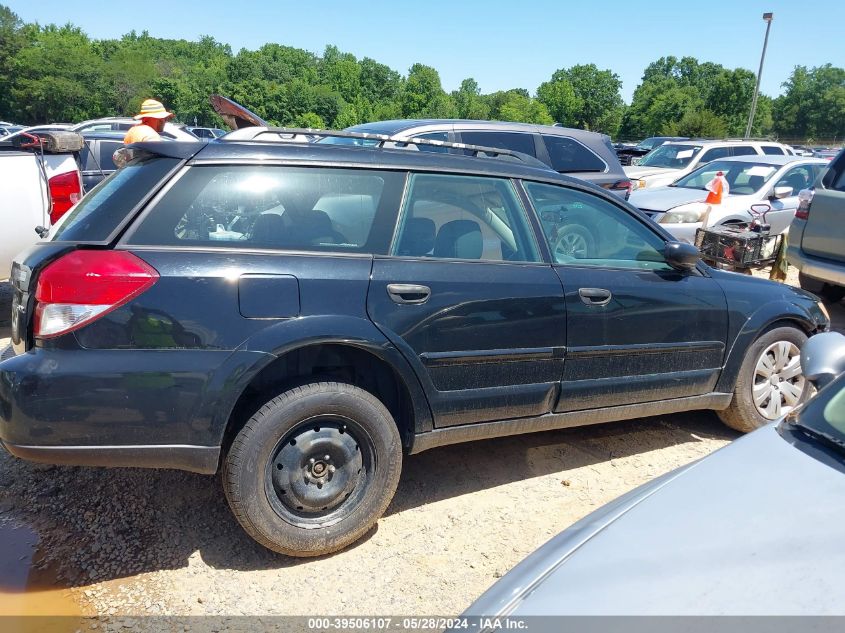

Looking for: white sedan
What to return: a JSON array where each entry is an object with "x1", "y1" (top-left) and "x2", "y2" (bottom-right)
[{"x1": 630, "y1": 155, "x2": 828, "y2": 243}]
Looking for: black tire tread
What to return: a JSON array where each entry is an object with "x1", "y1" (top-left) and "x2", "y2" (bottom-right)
[{"x1": 223, "y1": 381, "x2": 401, "y2": 557}]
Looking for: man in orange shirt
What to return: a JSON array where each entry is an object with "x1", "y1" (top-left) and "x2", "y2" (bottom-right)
[{"x1": 123, "y1": 99, "x2": 174, "y2": 144}]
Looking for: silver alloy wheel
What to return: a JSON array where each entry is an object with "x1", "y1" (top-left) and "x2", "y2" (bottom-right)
[
  {"x1": 555, "y1": 231, "x2": 588, "y2": 258},
  {"x1": 753, "y1": 340, "x2": 805, "y2": 420}
]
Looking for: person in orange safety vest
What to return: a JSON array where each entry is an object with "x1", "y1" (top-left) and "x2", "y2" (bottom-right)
[{"x1": 123, "y1": 99, "x2": 174, "y2": 144}]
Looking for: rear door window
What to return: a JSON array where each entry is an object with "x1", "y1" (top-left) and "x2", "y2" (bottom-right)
[
  {"x1": 459, "y1": 131, "x2": 537, "y2": 157},
  {"x1": 542, "y1": 135, "x2": 606, "y2": 173},
  {"x1": 126, "y1": 166, "x2": 405, "y2": 254},
  {"x1": 762, "y1": 145, "x2": 785, "y2": 155},
  {"x1": 731, "y1": 146, "x2": 758, "y2": 157}
]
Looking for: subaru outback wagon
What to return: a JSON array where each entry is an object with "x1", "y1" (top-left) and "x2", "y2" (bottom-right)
[{"x1": 0, "y1": 128, "x2": 830, "y2": 557}]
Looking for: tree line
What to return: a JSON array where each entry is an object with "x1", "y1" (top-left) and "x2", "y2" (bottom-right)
[{"x1": 1, "y1": 5, "x2": 842, "y2": 142}]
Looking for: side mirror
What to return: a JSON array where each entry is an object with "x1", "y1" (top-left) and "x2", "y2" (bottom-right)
[
  {"x1": 801, "y1": 331, "x2": 845, "y2": 389},
  {"x1": 664, "y1": 241, "x2": 700, "y2": 271},
  {"x1": 771, "y1": 186, "x2": 793, "y2": 200}
]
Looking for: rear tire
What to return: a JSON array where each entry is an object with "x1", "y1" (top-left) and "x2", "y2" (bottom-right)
[
  {"x1": 223, "y1": 382, "x2": 402, "y2": 557},
  {"x1": 718, "y1": 326, "x2": 810, "y2": 433}
]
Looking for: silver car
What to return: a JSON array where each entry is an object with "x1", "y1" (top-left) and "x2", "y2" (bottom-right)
[{"x1": 460, "y1": 332, "x2": 845, "y2": 618}]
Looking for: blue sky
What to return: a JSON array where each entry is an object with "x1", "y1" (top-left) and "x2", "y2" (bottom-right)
[{"x1": 7, "y1": 0, "x2": 844, "y2": 103}]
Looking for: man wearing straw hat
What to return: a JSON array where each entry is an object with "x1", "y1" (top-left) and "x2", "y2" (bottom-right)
[{"x1": 123, "y1": 98, "x2": 175, "y2": 144}]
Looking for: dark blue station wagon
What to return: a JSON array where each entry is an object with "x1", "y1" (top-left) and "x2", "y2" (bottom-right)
[{"x1": 0, "y1": 129, "x2": 830, "y2": 556}]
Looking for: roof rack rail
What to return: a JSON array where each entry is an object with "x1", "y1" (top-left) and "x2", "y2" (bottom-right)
[{"x1": 221, "y1": 126, "x2": 551, "y2": 169}]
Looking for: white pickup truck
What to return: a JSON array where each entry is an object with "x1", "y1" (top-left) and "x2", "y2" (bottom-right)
[{"x1": 0, "y1": 130, "x2": 84, "y2": 280}]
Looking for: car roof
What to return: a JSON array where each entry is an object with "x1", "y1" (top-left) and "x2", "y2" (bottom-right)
[
  {"x1": 345, "y1": 119, "x2": 608, "y2": 140},
  {"x1": 161, "y1": 138, "x2": 584, "y2": 186},
  {"x1": 713, "y1": 155, "x2": 827, "y2": 166},
  {"x1": 663, "y1": 139, "x2": 787, "y2": 147}
]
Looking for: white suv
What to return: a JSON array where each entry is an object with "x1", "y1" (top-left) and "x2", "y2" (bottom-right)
[{"x1": 625, "y1": 139, "x2": 793, "y2": 190}]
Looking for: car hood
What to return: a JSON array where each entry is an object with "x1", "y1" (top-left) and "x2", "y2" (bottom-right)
[
  {"x1": 629, "y1": 186, "x2": 710, "y2": 211},
  {"x1": 466, "y1": 425, "x2": 845, "y2": 616},
  {"x1": 624, "y1": 166, "x2": 679, "y2": 179}
]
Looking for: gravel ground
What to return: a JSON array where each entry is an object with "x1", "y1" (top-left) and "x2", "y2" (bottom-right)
[{"x1": 0, "y1": 271, "x2": 842, "y2": 619}]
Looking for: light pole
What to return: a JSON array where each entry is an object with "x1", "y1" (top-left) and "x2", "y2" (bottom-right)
[{"x1": 745, "y1": 12, "x2": 774, "y2": 139}]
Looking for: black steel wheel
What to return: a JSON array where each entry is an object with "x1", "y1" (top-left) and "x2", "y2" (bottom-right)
[{"x1": 223, "y1": 382, "x2": 402, "y2": 557}]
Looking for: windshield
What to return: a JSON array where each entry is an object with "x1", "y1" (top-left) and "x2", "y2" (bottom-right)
[
  {"x1": 791, "y1": 374, "x2": 845, "y2": 452},
  {"x1": 636, "y1": 138, "x2": 660, "y2": 151},
  {"x1": 672, "y1": 160, "x2": 779, "y2": 194},
  {"x1": 639, "y1": 144, "x2": 702, "y2": 169}
]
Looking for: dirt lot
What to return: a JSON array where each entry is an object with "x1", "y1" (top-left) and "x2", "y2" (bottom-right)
[{"x1": 0, "y1": 271, "x2": 842, "y2": 618}]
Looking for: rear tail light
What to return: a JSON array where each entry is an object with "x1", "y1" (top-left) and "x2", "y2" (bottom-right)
[
  {"x1": 604, "y1": 180, "x2": 634, "y2": 199},
  {"x1": 34, "y1": 251, "x2": 159, "y2": 339},
  {"x1": 47, "y1": 171, "x2": 82, "y2": 224},
  {"x1": 795, "y1": 189, "x2": 814, "y2": 220}
]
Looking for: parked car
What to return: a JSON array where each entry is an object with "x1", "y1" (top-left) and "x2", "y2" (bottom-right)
[
  {"x1": 186, "y1": 126, "x2": 227, "y2": 140},
  {"x1": 788, "y1": 147, "x2": 845, "y2": 302},
  {"x1": 71, "y1": 117, "x2": 198, "y2": 142},
  {"x1": 459, "y1": 330, "x2": 845, "y2": 619},
  {"x1": 615, "y1": 136, "x2": 689, "y2": 166},
  {"x1": 0, "y1": 128, "x2": 829, "y2": 558},
  {"x1": 625, "y1": 139, "x2": 794, "y2": 190},
  {"x1": 812, "y1": 148, "x2": 840, "y2": 161},
  {"x1": 78, "y1": 130, "x2": 125, "y2": 192},
  {"x1": 0, "y1": 124, "x2": 24, "y2": 137},
  {"x1": 630, "y1": 155, "x2": 828, "y2": 242},
  {"x1": 0, "y1": 129, "x2": 84, "y2": 279},
  {"x1": 321, "y1": 119, "x2": 633, "y2": 199}
]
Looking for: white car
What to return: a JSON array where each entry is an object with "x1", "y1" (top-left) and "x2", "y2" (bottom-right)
[
  {"x1": 625, "y1": 139, "x2": 794, "y2": 190},
  {"x1": 630, "y1": 155, "x2": 828, "y2": 243},
  {"x1": 71, "y1": 117, "x2": 198, "y2": 142}
]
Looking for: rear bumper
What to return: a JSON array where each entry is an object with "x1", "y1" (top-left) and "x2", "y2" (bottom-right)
[
  {"x1": 0, "y1": 346, "x2": 267, "y2": 473},
  {"x1": 0, "y1": 441, "x2": 219, "y2": 474},
  {"x1": 787, "y1": 245, "x2": 845, "y2": 286}
]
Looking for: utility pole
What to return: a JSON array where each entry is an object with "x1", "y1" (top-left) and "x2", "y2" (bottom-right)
[{"x1": 745, "y1": 12, "x2": 774, "y2": 139}]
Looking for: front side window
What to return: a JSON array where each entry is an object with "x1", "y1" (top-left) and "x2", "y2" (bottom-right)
[
  {"x1": 392, "y1": 173, "x2": 540, "y2": 263},
  {"x1": 524, "y1": 181, "x2": 671, "y2": 270},
  {"x1": 127, "y1": 166, "x2": 404, "y2": 254},
  {"x1": 542, "y1": 135, "x2": 606, "y2": 173},
  {"x1": 699, "y1": 146, "x2": 732, "y2": 163},
  {"x1": 639, "y1": 144, "x2": 702, "y2": 168}
]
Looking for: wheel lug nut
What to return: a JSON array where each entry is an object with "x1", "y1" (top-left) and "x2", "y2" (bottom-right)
[
  {"x1": 328, "y1": 465, "x2": 336, "y2": 473},
  {"x1": 324, "y1": 455, "x2": 330, "y2": 461},
  {"x1": 309, "y1": 458, "x2": 315, "y2": 464}
]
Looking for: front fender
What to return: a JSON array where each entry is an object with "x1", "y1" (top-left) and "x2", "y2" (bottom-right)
[
  {"x1": 202, "y1": 315, "x2": 434, "y2": 447},
  {"x1": 715, "y1": 297, "x2": 826, "y2": 393}
]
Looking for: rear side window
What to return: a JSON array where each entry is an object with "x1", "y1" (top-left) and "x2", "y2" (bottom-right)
[
  {"x1": 50, "y1": 156, "x2": 179, "y2": 242},
  {"x1": 459, "y1": 131, "x2": 537, "y2": 157},
  {"x1": 127, "y1": 166, "x2": 405, "y2": 254},
  {"x1": 542, "y1": 135, "x2": 606, "y2": 173},
  {"x1": 393, "y1": 173, "x2": 540, "y2": 263}
]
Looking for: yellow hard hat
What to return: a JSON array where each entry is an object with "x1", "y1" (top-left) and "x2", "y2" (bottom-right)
[{"x1": 134, "y1": 99, "x2": 174, "y2": 120}]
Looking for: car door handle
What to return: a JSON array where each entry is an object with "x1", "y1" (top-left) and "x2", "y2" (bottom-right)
[
  {"x1": 387, "y1": 283, "x2": 431, "y2": 304},
  {"x1": 579, "y1": 288, "x2": 612, "y2": 306}
]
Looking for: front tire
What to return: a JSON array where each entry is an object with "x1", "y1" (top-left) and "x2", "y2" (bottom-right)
[
  {"x1": 718, "y1": 326, "x2": 809, "y2": 433},
  {"x1": 223, "y1": 382, "x2": 402, "y2": 557}
]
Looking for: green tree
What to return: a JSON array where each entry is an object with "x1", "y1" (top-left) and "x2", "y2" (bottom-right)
[
  {"x1": 661, "y1": 109, "x2": 727, "y2": 138},
  {"x1": 541, "y1": 64, "x2": 623, "y2": 134},
  {"x1": 453, "y1": 78, "x2": 489, "y2": 119},
  {"x1": 488, "y1": 90, "x2": 553, "y2": 124},
  {"x1": 773, "y1": 64, "x2": 845, "y2": 140},
  {"x1": 536, "y1": 76, "x2": 580, "y2": 126},
  {"x1": 400, "y1": 63, "x2": 446, "y2": 118}
]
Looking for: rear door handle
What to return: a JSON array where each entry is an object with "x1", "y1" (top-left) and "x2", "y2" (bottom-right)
[
  {"x1": 579, "y1": 287, "x2": 612, "y2": 306},
  {"x1": 387, "y1": 283, "x2": 431, "y2": 304}
]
